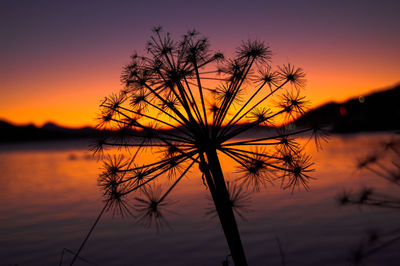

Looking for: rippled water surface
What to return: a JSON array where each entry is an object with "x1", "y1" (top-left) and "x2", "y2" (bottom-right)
[{"x1": 1, "y1": 134, "x2": 399, "y2": 265}]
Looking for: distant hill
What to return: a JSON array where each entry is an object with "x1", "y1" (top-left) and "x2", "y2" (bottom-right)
[
  {"x1": 0, "y1": 121, "x2": 98, "y2": 142},
  {"x1": 0, "y1": 120, "x2": 275, "y2": 143},
  {"x1": 295, "y1": 84, "x2": 400, "y2": 132}
]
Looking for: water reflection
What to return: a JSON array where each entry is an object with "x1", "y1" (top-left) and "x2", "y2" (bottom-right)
[{"x1": 0, "y1": 134, "x2": 399, "y2": 265}]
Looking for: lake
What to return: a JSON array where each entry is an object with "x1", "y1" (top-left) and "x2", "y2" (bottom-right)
[{"x1": 1, "y1": 133, "x2": 399, "y2": 265}]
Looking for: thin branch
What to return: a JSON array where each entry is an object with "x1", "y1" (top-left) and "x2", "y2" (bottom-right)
[
  {"x1": 70, "y1": 202, "x2": 109, "y2": 265},
  {"x1": 158, "y1": 158, "x2": 197, "y2": 202}
]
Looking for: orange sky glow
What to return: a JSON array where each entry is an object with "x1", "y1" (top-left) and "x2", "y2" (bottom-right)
[{"x1": 1, "y1": 1, "x2": 399, "y2": 127}]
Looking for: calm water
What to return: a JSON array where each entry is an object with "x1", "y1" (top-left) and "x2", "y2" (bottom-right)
[{"x1": 1, "y1": 134, "x2": 399, "y2": 265}]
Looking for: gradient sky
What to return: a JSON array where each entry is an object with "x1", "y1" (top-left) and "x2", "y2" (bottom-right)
[{"x1": 1, "y1": 0, "x2": 399, "y2": 127}]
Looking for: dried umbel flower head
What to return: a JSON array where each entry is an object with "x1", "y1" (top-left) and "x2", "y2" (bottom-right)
[
  {"x1": 90, "y1": 27, "x2": 321, "y2": 265},
  {"x1": 133, "y1": 185, "x2": 173, "y2": 231}
]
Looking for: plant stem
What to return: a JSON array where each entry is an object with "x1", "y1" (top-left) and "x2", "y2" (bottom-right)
[
  {"x1": 70, "y1": 202, "x2": 108, "y2": 266},
  {"x1": 204, "y1": 147, "x2": 248, "y2": 266}
]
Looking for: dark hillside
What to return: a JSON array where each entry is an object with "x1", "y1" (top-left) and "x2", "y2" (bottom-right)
[{"x1": 295, "y1": 85, "x2": 400, "y2": 132}]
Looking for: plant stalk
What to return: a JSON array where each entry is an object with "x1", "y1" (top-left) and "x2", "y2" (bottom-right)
[{"x1": 204, "y1": 147, "x2": 248, "y2": 266}]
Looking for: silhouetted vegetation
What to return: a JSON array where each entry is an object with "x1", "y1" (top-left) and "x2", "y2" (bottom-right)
[
  {"x1": 72, "y1": 27, "x2": 322, "y2": 266},
  {"x1": 338, "y1": 135, "x2": 400, "y2": 264}
]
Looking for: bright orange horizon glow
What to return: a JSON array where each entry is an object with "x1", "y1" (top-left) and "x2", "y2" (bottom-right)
[{"x1": 2, "y1": 56, "x2": 398, "y2": 128}]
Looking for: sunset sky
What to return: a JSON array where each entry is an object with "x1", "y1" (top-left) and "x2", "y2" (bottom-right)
[{"x1": 1, "y1": 0, "x2": 399, "y2": 127}]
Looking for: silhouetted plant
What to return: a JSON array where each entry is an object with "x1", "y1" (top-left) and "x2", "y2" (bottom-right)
[
  {"x1": 73, "y1": 27, "x2": 320, "y2": 266},
  {"x1": 338, "y1": 136, "x2": 400, "y2": 265}
]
